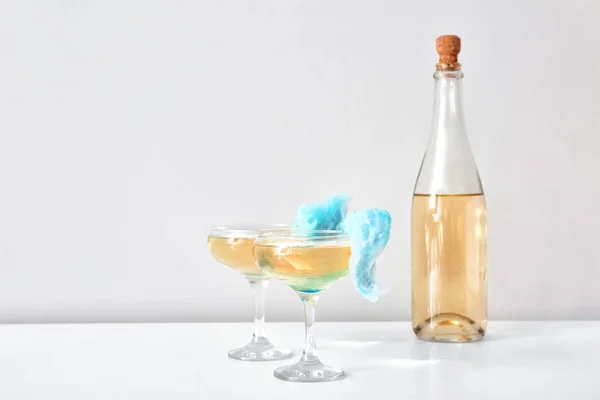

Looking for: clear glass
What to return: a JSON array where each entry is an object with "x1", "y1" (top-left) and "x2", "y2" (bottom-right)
[
  {"x1": 208, "y1": 225, "x2": 292, "y2": 361},
  {"x1": 411, "y1": 68, "x2": 488, "y2": 342},
  {"x1": 254, "y1": 230, "x2": 350, "y2": 382}
]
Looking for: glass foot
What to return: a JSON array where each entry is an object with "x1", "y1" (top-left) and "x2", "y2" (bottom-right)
[
  {"x1": 274, "y1": 360, "x2": 345, "y2": 382},
  {"x1": 228, "y1": 338, "x2": 293, "y2": 362}
]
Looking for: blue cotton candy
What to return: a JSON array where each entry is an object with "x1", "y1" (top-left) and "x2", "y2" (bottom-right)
[
  {"x1": 293, "y1": 195, "x2": 391, "y2": 302},
  {"x1": 293, "y1": 195, "x2": 351, "y2": 231},
  {"x1": 345, "y1": 208, "x2": 392, "y2": 302}
]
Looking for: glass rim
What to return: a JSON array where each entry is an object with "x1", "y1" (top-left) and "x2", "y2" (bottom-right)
[
  {"x1": 209, "y1": 224, "x2": 291, "y2": 238},
  {"x1": 255, "y1": 229, "x2": 349, "y2": 245}
]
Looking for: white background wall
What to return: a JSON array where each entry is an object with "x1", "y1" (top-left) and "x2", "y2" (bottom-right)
[{"x1": 0, "y1": 0, "x2": 598, "y2": 323}]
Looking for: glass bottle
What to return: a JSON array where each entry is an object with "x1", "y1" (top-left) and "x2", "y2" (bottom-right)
[{"x1": 411, "y1": 35, "x2": 487, "y2": 342}]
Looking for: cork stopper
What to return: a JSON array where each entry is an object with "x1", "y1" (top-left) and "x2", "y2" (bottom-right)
[{"x1": 436, "y1": 35, "x2": 461, "y2": 71}]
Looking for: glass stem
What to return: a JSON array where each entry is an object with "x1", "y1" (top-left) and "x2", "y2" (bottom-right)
[
  {"x1": 299, "y1": 293, "x2": 320, "y2": 363},
  {"x1": 248, "y1": 278, "x2": 269, "y2": 342}
]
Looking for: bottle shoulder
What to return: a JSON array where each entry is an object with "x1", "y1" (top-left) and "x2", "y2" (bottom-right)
[{"x1": 413, "y1": 136, "x2": 483, "y2": 195}]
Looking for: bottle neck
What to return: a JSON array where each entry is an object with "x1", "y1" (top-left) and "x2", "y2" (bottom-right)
[
  {"x1": 413, "y1": 67, "x2": 482, "y2": 195},
  {"x1": 431, "y1": 69, "x2": 466, "y2": 136}
]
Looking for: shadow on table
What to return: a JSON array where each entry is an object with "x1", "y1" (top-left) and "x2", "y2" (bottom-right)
[{"x1": 329, "y1": 322, "x2": 577, "y2": 376}]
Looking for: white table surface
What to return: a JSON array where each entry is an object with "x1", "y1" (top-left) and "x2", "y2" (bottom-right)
[{"x1": 0, "y1": 321, "x2": 597, "y2": 399}]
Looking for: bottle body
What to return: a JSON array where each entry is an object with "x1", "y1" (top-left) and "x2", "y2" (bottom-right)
[
  {"x1": 411, "y1": 193, "x2": 487, "y2": 342},
  {"x1": 411, "y1": 66, "x2": 487, "y2": 342}
]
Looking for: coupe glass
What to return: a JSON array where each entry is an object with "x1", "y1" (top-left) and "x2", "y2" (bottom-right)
[
  {"x1": 208, "y1": 225, "x2": 292, "y2": 361},
  {"x1": 254, "y1": 230, "x2": 350, "y2": 382}
]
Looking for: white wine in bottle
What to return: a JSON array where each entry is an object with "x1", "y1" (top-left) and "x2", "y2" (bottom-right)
[{"x1": 411, "y1": 35, "x2": 487, "y2": 342}]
